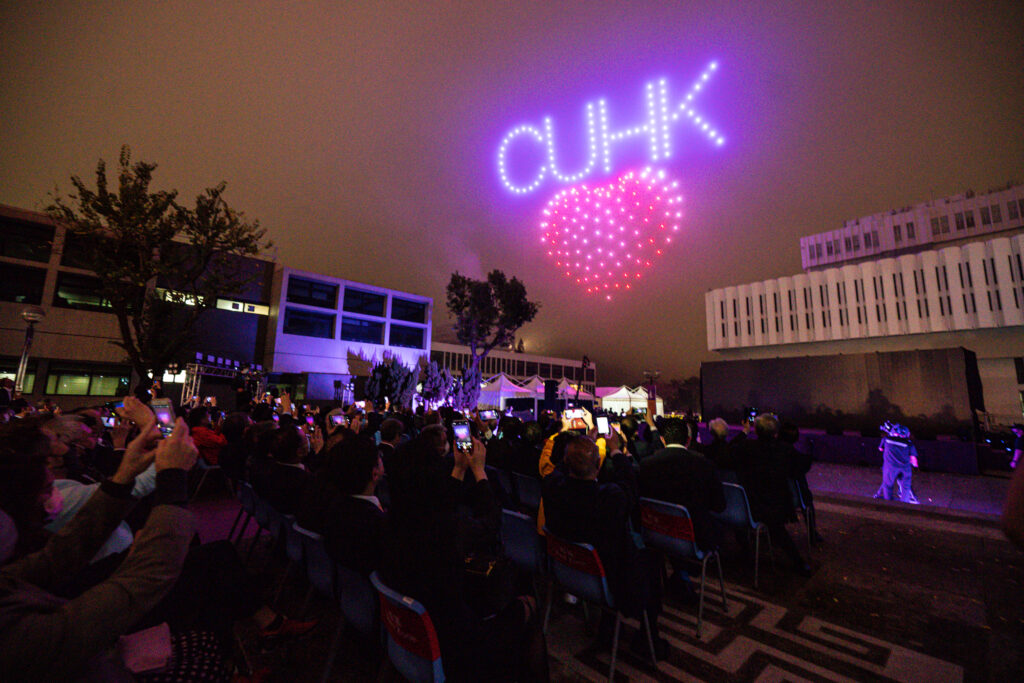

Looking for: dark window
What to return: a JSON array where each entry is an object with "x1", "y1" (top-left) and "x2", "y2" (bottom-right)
[
  {"x1": 930, "y1": 217, "x2": 940, "y2": 236},
  {"x1": 585, "y1": 368, "x2": 595, "y2": 382},
  {"x1": 286, "y1": 276, "x2": 338, "y2": 309},
  {"x1": 525, "y1": 362, "x2": 538, "y2": 376},
  {"x1": 1008, "y1": 201, "x2": 1020, "y2": 221},
  {"x1": 0, "y1": 217, "x2": 53, "y2": 262},
  {"x1": 539, "y1": 363, "x2": 551, "y2": 378},
  {"x1": 980, "y1": 207, "x2": 991, "y2": 226},
  {"x1": 59, "y1": 231, "x2": 110, "y2": 270},
  {"x1": 389, "y1": 323, "x2": 425, "y2": 349},
  {"x1": 0, "y1": 263, "x2": 47, "y2": 304},
  {"x1": 391, "y1": 297, "x2": 427, "y2": 323},
  {"x1": 991, "y1": 204, "x2": 1002, "y2": 223},
  {"x1": 893, "y1": 224, "x2": 902, "y2": 242},
  {"x1": 1015, "y1": 358, "x2": 1024, "y2": 384},
  {"x1": 965, "y1": 210, "x2": 975, "y2": 228},
  {"x1": 940, "y1": 216, "x2": 950, "y2": 234},
  {"x1": 906, "y1": 222, "x2": 915, "y2": 239},
  {"x1": 283, "y1": 307, "x2": 335, "y2": 338},
  {"x1": 430, "y1": 350, "x2": 444, "y2": 365},
  {"x1": 342, "y1": 288, "x2": 386, "y2": 316},
  {"x1": 53, "y1": 272, "x2": 111, "y2": 312},
  {"x1": 340, "y1": 317, "x2": 384, "y2": 344},
  {"x1": 954, "y1": 213, "x2": 965, "y2": 231}
]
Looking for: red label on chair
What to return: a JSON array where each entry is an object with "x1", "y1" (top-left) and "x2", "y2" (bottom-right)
[
  {"x1": 546, "y1": 534, "x2": 605, "y2": 576},
  {"x1": 641, "y1": 505, "x2": 696, "y2": 541},
  {"x1": 379, "y1": 595, "x2": 441, "y2": 661}
]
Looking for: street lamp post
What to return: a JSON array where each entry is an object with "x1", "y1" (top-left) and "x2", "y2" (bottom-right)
[{"x1": 15, "y1": 306, "x2": 45, "y2": 394}]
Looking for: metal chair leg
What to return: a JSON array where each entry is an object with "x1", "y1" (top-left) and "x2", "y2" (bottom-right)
[
  {"x1": 642, "y1": 609, "x2": 658, "y2": 666},
  {"x1": 715, "y1": 552, "x2": 728, "y2": 611},
  {"x1": 235, "y1": 515, "x2": 252, "y2": 548},
  {"x1": 542, "y1": 579, "x2": 554, "y2": 634},
  {"x1": 697, "y1": 555, "x2": 708, "y2": 638},
  {"x1": 608, "y1": 612, "x2": 622, "y2": 681},
  {"x1": 228, "y1": 507, "x2": 245, "y2": 542},
  {"x1": 246, "y1": 527, "x2": 264, "y2": 564}
]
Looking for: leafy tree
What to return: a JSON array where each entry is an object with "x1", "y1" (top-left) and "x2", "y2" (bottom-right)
[
  {"x1": 445, "y1": 270, "x2": 539, "y2": 408},
  {"x1": 661, "y1": 376, "x2": 702, "y2": 414},
  {"x1": 418, "y1": 360, "x2": 452, "y2": 408},
  {"x1": 366, "y1": 356, "x2": 417, "y2": 410},
  {"x1": 47, "y1": 146, "x2": 271, "y2": 380},
  {"x1": 449, "y1": 362, "x2": 482, "y2": 412}
]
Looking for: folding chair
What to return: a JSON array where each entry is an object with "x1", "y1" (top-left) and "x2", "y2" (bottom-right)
[
  {"x1": 190, "y1": 460, "x2": 228, "y2": 501},
  {"x1": 788, "y1": 478, "x2": 813, "y2": 553},
  {"x1": 293, "y1": 523, "x2": 336, "y2": 616},
  {"x1": 371, "y1": 571, "x2": 446, "y2": 683},
  {"x1": 639, "y1": 497, "x2": 727, "y2": 637},
  {"x1": 542, "y1": 529, "x2": 658, "y2": 681},
  {"x1": 711, "y1": 482, "x2": 773, "y2": 588},
  {"x1": 488, "y1": 466, "x2": 515, "y2": 509},
  {"x1": 320, "y1": 564, "x2": 380, "y2": 683},
  {"x1": 501, "y1": 509, "x2": 545, "y2": 576},
  {"x1": 228, "y1": 481, "x2": 256, "y2": 544}
]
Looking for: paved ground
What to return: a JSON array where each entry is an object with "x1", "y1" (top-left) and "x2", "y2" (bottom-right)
[{"x1": 193, "y1": 463, "x2": 1024, "y2": 681}]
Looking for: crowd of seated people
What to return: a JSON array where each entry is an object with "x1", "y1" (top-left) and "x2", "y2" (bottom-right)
[{"x1": 1, "y1": 374, "x2": 831, "y2": 680}]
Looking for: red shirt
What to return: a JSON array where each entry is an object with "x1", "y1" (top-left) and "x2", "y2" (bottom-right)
[{"x1": 191, "y1": 425, "x2": 227, "y2": 465}]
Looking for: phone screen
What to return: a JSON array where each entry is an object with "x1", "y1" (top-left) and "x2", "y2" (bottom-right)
[
  {"x1": 102, "y1": 416, "x2": 116, "y2": 428},
  {"x1": 596, "y1": 416, "x2": 610, "y2": 434},
  {"x1": 306, "y1": 415, "x2": 315, "y2": 425},
  {"x1": 330, "y1": 414, "x2": 345, "y2": 425},
  {"x1": 355, "y1": 400, "x2": 366, "y2": 410},
  {"x1": 150, "y1": 398, "x2": 175, "y2": 437},
  {"x1": 480, "y1": 410, "x2": 496, "y2": 420},
  {"x1": 453, "y1": 421, "x2": 472, "y2": 450}
]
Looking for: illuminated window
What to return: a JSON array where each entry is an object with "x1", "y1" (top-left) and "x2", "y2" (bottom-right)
[
  {"x1": 0, "y1": 361, "x2": 36, "y2": 393},
  {"x1": 343, "y1": 288, "x2": 386, "y2": 317},
  {"x1": 286, "y1": 276, "x2": 338, "y2": 309},
  {"x1": 283, "y1": 307, "x2": 335, "y2": 338},
  {"x1": 0, "y1": 263, "x2": 46, "y2": 304},
  {"x1": 44, "y1": 366, "x2": 130, "y2": 396},
  {"x1": 389, "y1": 324, "x2": 425, "y2": 349},
  {"x1": 340, "y1": 317, "x2": 384, "y2": 344},
  {"x1": 391, "y1": 297, "x2": 427, "y2": 323},
  {"x1": 52, "y1": 272, "x2": 111, "y2": 312}
]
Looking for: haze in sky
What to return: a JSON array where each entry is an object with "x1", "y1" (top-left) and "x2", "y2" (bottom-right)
[{"x1": 2, "y1": 1, "x2": 1022, "y2": 384}]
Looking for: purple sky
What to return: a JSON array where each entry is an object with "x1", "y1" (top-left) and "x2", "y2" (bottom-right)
[{"x1": 2, "y1": 1, "x2": 1022, "y2": 384}]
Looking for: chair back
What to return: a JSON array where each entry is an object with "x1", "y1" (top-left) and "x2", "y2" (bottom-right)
[
  {"x1": 639, "y1": 497, "x2": 704, "y2": 560},
  {"x1": 788, "y1": 478, "x2": 806, "y2": 511},
  {"x1": 252, "y1": 492, "x2": 272, "y2": 528},
  {"x1": 370, "y1": 571, "x2": 445, "y2": 683},
  {"x1": 282, "y1": 515, "x2": 303, "y2": 564},
  {"x1": 336, "y1": 564, "x2": 378, "y2": 641},
  {"x1": 543, "y1": 529, "x2": 613, "y2": 608},
  {"x1": 294, "y1": 524, "x2": 335, "y2": 598},
  {"x1": 501, "y1": 509, "x2": 544, "y2": 575},
  {"x1": 512, "y1": 473, "x2": 542, "y2": 511},
  {"x1": 238, "y1": 481, "x2": 256, "y2": 515},
  {"x1": 712, "y1": 482, "x2": 757, "y2": 529}
]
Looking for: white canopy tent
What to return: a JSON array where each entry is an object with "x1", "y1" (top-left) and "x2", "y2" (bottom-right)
[
  {"x1": 597, "y1": 385, "x2": 664, "y2": 416},
  {"x1": 477, "y1": 373, "x2": 534, "y2": 409}
]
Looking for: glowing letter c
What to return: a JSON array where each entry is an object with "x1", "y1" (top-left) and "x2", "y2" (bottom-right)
[{"x1": 497, "y1": 125, "x2": 547, "y2": 194}]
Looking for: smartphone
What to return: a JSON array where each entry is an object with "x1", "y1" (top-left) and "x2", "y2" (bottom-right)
[
  {"x1": 274, "y1": 397, "x2": 282, "y2": 405},
  {"x1": 305, "y1": 415, "x2": 315, "y2": 426},
  {"x1": 102, "y1": 416, "x2": 116, "y2": 428},
  {"x1": 105, "y1": 400, "x2": 125, "y2": 411},
  {"x1": 748, "y1": 409, "x2": 758, "y2": 422},
  {"x1": 480, "y1": 409, "x2": 496, "y2": 421},
  {"x1": 272, "y1": 413, "x2": 280, "y2": 422},
  {"x1": 563, "y1": 408, "x2": 583, "y2": 420},
  {"x1": 149, "y1": 398, "x2": 175, "y2": 437},
  {"x1": 205, "y1": 396, "x2": 214, "y2": 404},
  {"x1": 596, "y1": 416, "x2": 610, "y2": 435},
  {"x1": 355, "y1": 400, "x2": 366, "y2": 410},
  {"x1": 453, "y1": 420, "x2": 472, "y2": 451},
  {"x1": 330, "y1": 414, "x2": 345, "y2": 426}
]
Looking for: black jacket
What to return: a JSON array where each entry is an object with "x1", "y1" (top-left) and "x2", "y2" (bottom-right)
[{"x1": 637, "y1": 445, "x2": 726, "y2": 550}]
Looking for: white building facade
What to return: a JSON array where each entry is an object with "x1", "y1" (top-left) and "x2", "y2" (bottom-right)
[{"x1": 706, "y1": 190, "x2": 1024, "y2": 425}]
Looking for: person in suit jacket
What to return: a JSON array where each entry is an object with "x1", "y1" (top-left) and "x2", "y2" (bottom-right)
[
  {"x1": 321, "y1": 434, "x2": 387, "y2": 577},
  {"x1": 250, "y1": 426, "x2": 309, "y2": 515}
]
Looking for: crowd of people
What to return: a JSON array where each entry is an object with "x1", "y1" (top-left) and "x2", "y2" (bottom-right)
[{"x1": 0, "y1": 376, "x2": 829, "y2": 681}]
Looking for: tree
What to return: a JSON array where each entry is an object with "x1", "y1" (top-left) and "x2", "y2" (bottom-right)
[
  {"x1": 661, "y1": 376, "x2": 702, "y2": 414},
  {"x1": 47, "y1": 146, "x2": 271, "y2": 380},
  {"x1": 445, "y1": 270, "x2": 539, "y2": 408},
  {"x1": 365, "y1": 356, "x2": 417, "y2": 410},
  {"x1": 418, "y1": 360, "x2": 452, "y2": 408}
]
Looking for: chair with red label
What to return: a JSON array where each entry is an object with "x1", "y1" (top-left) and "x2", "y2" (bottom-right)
[
  {"x1": 639, "y1": 497, "x2": 727, "y2": 638},
  {"x1": 541, "y1": 528, "x2": 658, "y2": 681},
  {"x1": 370, "y1": 571, "x2": 445, "y2": 683}
]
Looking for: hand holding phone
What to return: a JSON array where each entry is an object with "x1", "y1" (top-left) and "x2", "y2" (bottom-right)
[
  {"x1": 453, "y1": 420, "x2": 472, "y2": 451},
  {"x1": 596, "y1": 415, "x2": 610, "y2": 435}
]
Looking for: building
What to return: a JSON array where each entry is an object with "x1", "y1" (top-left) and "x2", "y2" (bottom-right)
[
  {"x1": 429, "y1": 341, "x2": 596, "y2": 398},
  {"x1": 263, "y1": 266, "x2": 432, "y2": 401},
  {"x1": 0, "y1": 204, "x2": 275, "y2": 407},
  {"x1": 705, "y1": 185, "x2": 1024, "y2": 425}
]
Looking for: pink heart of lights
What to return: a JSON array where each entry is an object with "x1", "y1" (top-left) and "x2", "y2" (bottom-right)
[{"x1": 539, "y1": 167, "x2": 684, "y2": 300}]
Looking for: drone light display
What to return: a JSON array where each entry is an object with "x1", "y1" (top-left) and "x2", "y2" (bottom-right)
[
  {"x1": 497, "y1": 60, "x2": 724, "y2": 298},
  {"x1": 540, "y1": 167, "x2": 683, "y2": 300}
]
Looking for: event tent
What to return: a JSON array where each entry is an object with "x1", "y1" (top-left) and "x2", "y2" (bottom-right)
[
  {"x1": 596, "y1": 385, "x2": 664, "y2": 416},
  {"x1": 477, "y1": 373, "x2": 533, "y2": 409}
]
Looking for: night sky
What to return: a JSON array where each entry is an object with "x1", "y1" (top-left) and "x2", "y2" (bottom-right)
[{"x1": 2, "y1": 1, "x2": 1022, "y2": 385}]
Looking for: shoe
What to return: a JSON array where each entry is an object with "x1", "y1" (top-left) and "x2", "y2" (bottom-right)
[{"x1": 258, "y1": 616, "x2": 318, "y2": 650}]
